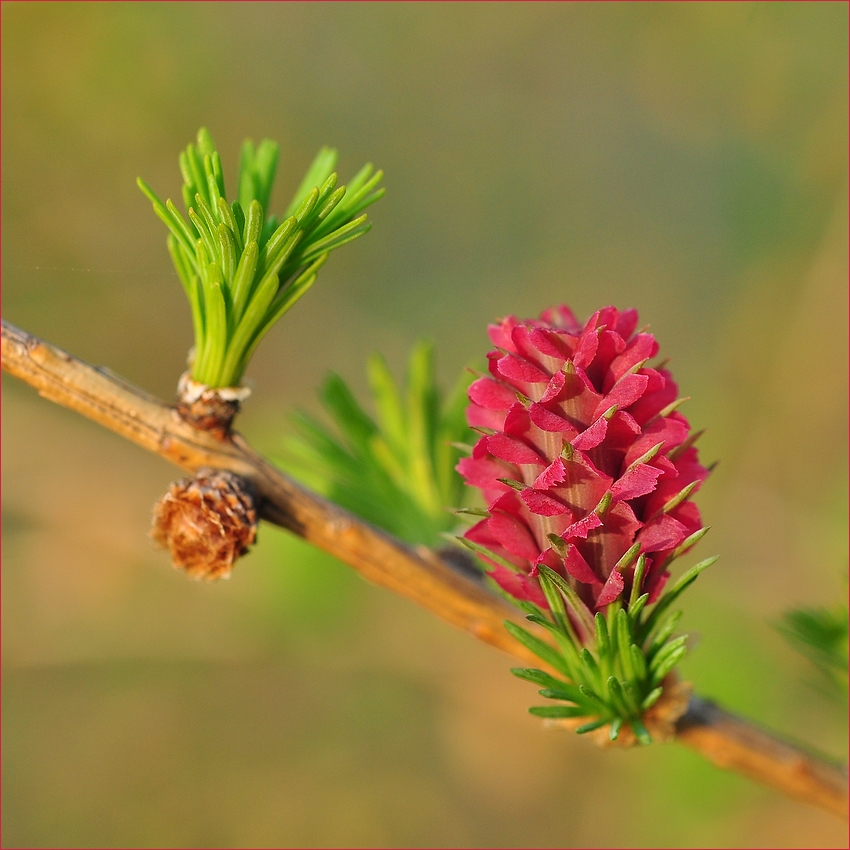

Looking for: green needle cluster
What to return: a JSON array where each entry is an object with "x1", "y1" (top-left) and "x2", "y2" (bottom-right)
[
  {"x1": 138, "y1": 128, "x2": 384, "y2": 388},
  {"x1": 507, "y1": 554, "x2": 715, "y2": 744},
  {"x1": 279, "y1": 341, "x2": 475, "y2": 547},
  {"x1": 778, "y1": 601, "x2": 848, "y2": 696}
]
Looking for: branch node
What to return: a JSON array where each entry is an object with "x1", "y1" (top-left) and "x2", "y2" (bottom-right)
[{"x1": 175, "y1": 371, "x2": 251, "y2": 438}]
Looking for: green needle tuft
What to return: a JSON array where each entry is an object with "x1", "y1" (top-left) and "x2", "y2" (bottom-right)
[
  {"x1": 139, "y1": 127, "x2": 384, "y2": 388},
  {"x1": 277, "y1": 341, "x2": 475, "y2": 548}
]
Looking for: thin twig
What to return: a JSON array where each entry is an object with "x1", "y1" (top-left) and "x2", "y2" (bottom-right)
[
  {"x1": 0, "y1": 320, "x2": 533, "y2": 660},
  {"x1": 3, "y1": 319, "x2": 847, "y2": 820},
  {"x1": 676, "y1": 696, "x2": 848, "y2": 819}
]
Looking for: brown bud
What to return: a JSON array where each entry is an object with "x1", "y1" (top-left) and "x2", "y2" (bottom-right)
[
  {"x1": 175, "y1": 371, "x2": 251, "y2": 438},
  {"x1": 151, "y1": 469, "x2": 258, "y2": 580}
]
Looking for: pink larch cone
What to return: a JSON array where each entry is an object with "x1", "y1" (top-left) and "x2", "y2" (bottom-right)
[{"x1": 458, "y1": 305, "x2": 709, "y2": 641}]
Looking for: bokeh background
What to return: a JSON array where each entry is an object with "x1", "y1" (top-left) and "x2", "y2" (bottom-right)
[{"x1": 2, "y1": 3, "x2": 847, "y2": 847}]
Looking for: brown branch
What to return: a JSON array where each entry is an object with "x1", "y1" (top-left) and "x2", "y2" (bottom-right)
[
  {"x1": 3, "y1": 319, "x2": 847, "y2": 820},
  {"x1": 676, "y1": 697, "x2": 848, "y2": 819},
  {"x1": 0, "y1": 320, "x2": 533, "y2": 661}
]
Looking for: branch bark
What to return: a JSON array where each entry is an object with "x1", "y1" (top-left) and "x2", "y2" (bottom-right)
[{"x1": 3, "y1": 319, "x2": 847, "y2": 820}]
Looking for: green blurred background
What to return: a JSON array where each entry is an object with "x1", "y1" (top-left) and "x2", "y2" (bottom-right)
[{"x1": 2, "y1": 2, "x2": 847, "y2": 847}]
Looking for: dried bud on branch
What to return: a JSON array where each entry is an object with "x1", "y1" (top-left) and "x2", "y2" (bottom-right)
[
  {"x1": 175, "y1": 371, "x2": 251, "y2": 438},
  {"x1": 151, "y1": 468, "x2": 258, "y2": 580}
]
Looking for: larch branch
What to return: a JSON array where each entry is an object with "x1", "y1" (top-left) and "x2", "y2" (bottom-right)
[{"x1": 2, "y1": 319, "x2": 847, "y2": 820}]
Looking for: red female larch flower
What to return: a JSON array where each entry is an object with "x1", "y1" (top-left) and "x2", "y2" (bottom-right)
[{"x1": 458, "y1": 305, "x2": 709, "y2": 642}]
